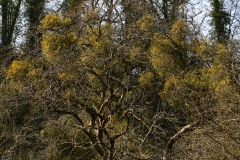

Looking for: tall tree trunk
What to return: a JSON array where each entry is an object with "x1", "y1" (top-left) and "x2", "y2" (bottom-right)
[
  {"x1": 25, "y1": 0, "x2": 45, "y2": 55},
  {"x1": 1, "y1": 0, "x2": 22, "y2": 55},
  {"x1": 210, "y1": 0, "x2": 230, "y2": 43}
]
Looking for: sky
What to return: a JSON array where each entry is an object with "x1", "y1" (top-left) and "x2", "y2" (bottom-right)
[{"x1": 188, "y1": 0, "x2": 212, "y2": 37}]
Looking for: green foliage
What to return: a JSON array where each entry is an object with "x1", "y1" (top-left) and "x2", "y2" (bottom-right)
[
  {"x1": 78, "y1": 24, "x2": 113, "y2": 69},
  {"x1": 151, "y1": 20, "x2": 189, "y2": 77},
  {"x1": 39, "y1": 13, "x2": 71, "y2": 31},
  {"x1": 5, "y1": 58, "x2": 45, "y2": 94},
  {"x1": 6, "y1": 60, "x2": 29, "y2": 81},
  {"x1": 152, "y1": 20, "x2": 237, "y2": 121},
  {"x1": 42, "y1": 32, "x2": 77, "y2": 63},
  {"x1": 139, "y1": 71, "x2": 155, "y2": 87},
  {"x1": 138, "y1": 15, "x2": 156, "y2": 35},
  {"x1": 39, "y1": 14, "x2": 76, "y2": 63}
]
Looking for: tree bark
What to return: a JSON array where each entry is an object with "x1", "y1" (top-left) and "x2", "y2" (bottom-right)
[{"x1": 25, "y1": 0, "x2": 45, "y2": 54}]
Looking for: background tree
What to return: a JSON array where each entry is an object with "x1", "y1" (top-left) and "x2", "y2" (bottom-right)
[
  {"x1": 151, "y1": 17, "x2": 240, "y2": 159},
  {"x1": 0, "y1": 0, "x2": 23, "y2": 56},
  {"x1": 25, "y1": 0, "x2": 46, "y2": 54},
  {"x1": 210, "y1": 0, "x2": 230, "y2": 43}
]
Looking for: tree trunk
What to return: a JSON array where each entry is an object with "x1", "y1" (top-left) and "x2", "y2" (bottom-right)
[
  {"x1": 25, "y1": 0, "x2": 45, "y2": 54},
  {"x1": 1, "y1": 0, "x2": 22, "y2": 54}
]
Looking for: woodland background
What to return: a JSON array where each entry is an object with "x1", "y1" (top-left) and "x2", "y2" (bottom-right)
[{"x1": 0, "y1": 0, "x2": 240, "y2": 159}]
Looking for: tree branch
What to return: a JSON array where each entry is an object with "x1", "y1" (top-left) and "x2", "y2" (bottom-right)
[{"x1": 163, "y1": 122, "x2": 199, "y2": 160}]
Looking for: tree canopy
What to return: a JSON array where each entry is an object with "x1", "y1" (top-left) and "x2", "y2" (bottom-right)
[{"x1": 0, "y1": 0, "x2": 240, "y2": 159}]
